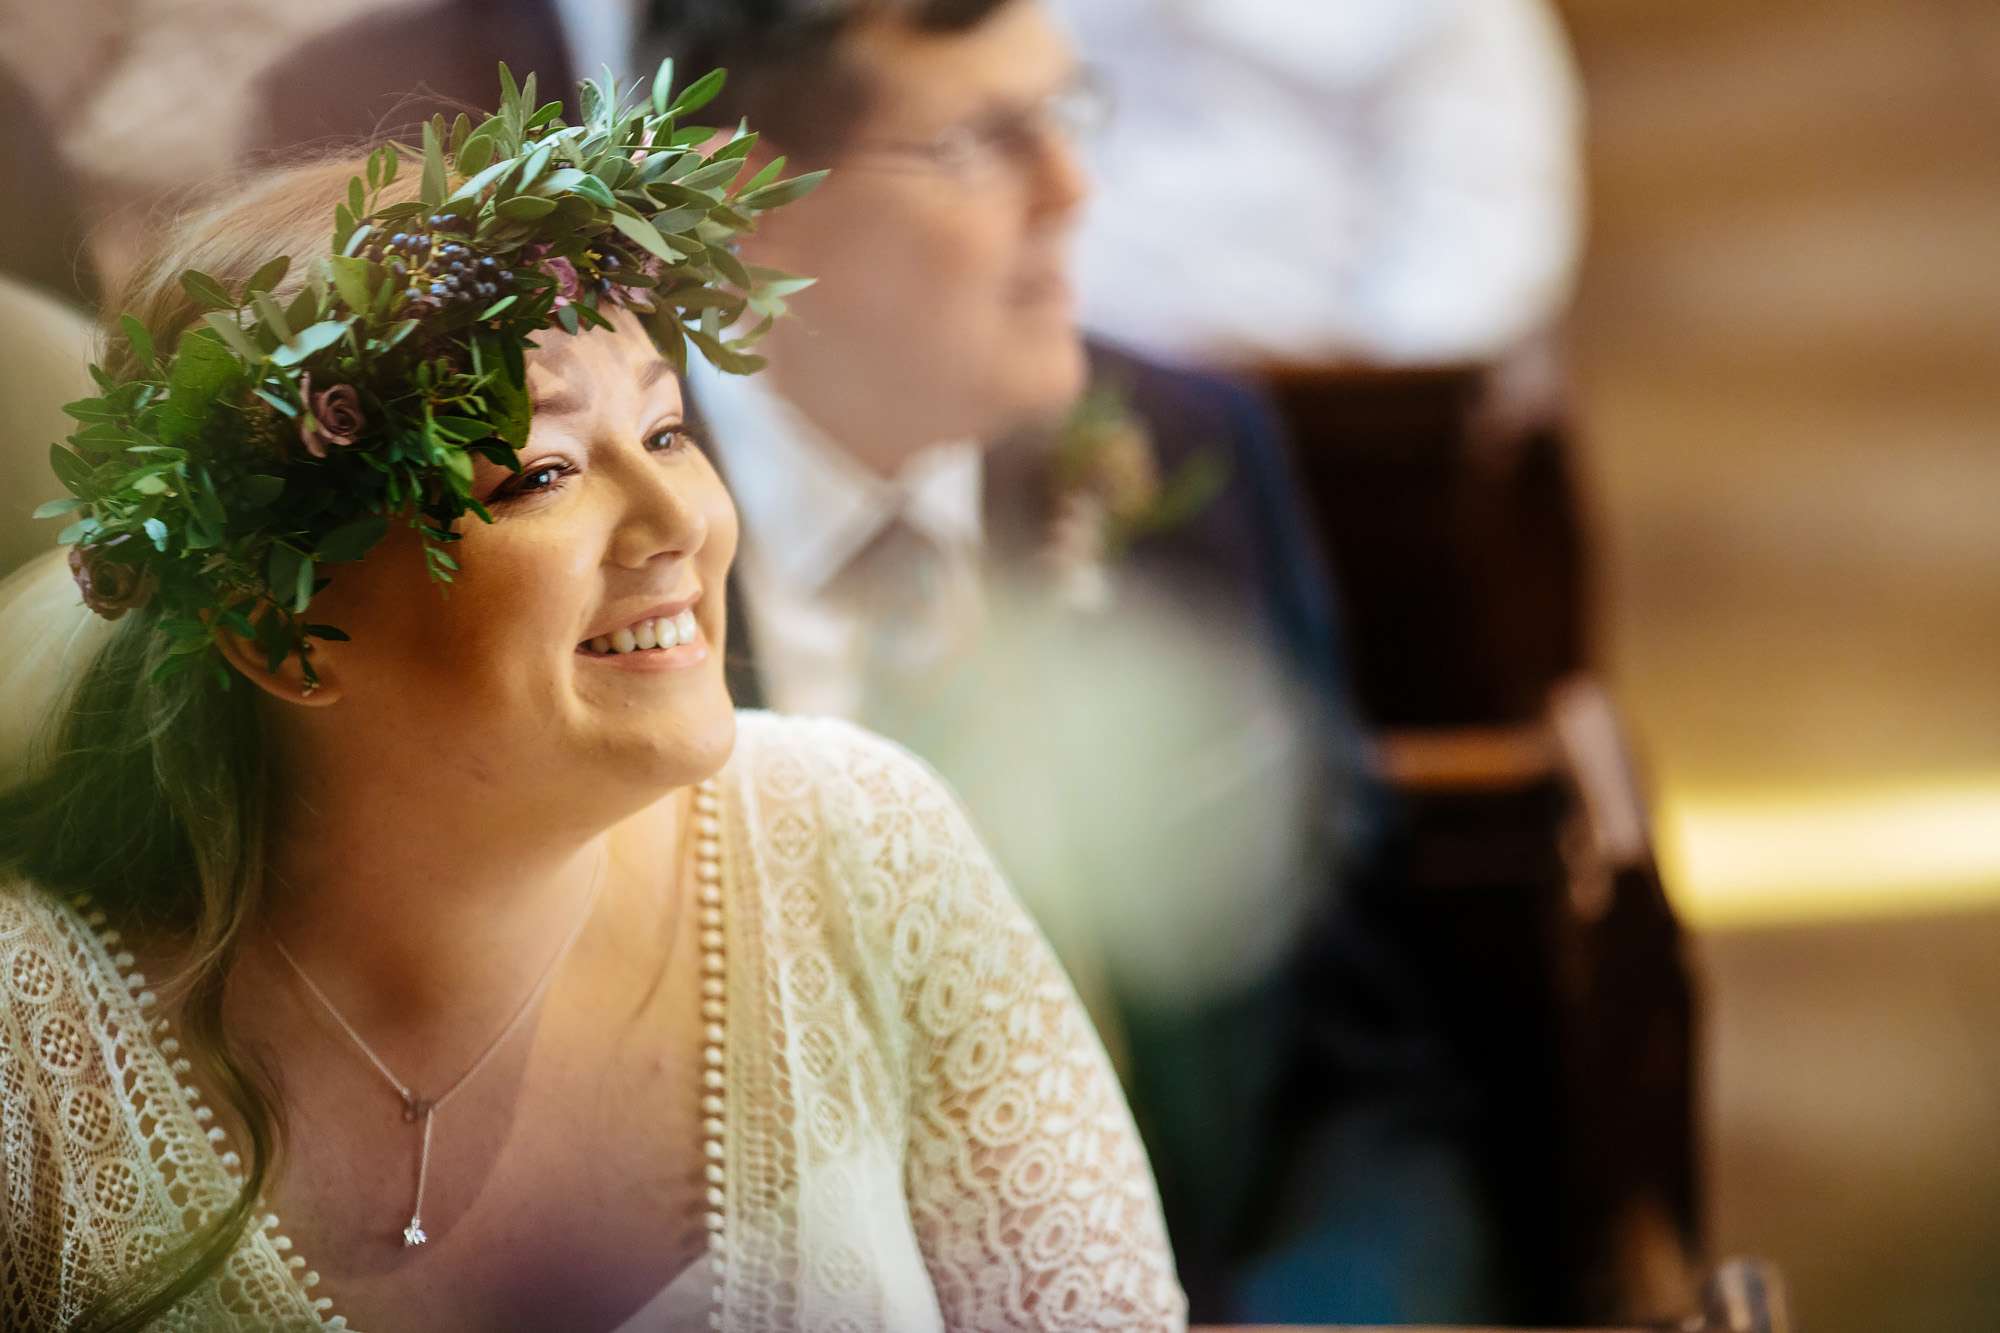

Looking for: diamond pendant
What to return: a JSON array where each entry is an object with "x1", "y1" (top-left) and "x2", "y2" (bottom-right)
[{"x1": 403, "y1": 1217, "x2": 428, "y2": 1247}]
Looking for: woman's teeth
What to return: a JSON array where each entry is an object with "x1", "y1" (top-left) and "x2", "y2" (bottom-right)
[{"x1": 584, "y1": 610, "x2": 700, "y2": 656}]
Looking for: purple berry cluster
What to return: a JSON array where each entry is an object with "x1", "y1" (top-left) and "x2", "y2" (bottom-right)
[{"x1": 364, "y1": 213, "x2": 514, "y2": 313}]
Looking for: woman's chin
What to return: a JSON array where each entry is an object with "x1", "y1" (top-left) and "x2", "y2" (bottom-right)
[{"x1": 589, "y1": 688, "x2": 738, "y2": 793}]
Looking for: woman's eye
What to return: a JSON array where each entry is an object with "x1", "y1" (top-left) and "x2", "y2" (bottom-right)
[
  {"x1": 497, "y1": 462, "x2": 571, "y2": 501},
  {"x1": 646, "y1": 425, "x2": 696, "y2": 454}
]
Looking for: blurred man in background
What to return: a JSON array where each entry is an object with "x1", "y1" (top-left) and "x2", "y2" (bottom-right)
[{"x1": 644, "y1": 0, "x2": 1495, "y2": 1321}]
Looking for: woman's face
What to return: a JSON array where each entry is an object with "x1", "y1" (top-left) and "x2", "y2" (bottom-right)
[{"x1": 293, "y1": 314, "x2": 739, "y2": 812}]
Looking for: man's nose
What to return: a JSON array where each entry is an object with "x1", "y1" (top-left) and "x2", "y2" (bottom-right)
[{"x1": 1026, "y1": 122, "x2": 1092, "y2": 219}]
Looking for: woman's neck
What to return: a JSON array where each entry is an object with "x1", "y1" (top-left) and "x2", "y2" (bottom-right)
[{"x1": 250, "y1": 763, "x2": 687, "y2": 1041}]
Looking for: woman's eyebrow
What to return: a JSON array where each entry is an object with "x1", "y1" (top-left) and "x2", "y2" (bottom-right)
[{"x1": 528, "y1": 360, "x2": 674, "y2": 416}]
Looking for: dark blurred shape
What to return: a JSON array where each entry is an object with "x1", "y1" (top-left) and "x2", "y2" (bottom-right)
[
  {"x1": 1268, "y1": 358, "x2": 1702, "y2": 1324},
  {"x1": 0, "y1": 62, "x2": 95, "y2": 307},
  {"x1": 245, "y1": 0, "x2": 574, "y2": 156},
  {"x1": 1270, "y1": 359, "x2": 1587, "y2": 726}
]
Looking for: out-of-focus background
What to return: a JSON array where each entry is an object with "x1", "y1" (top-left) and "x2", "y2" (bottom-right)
[
  {"x1": 2, "y1": 1, "x2": 1997, "y2": 1329},
  {"x1": 1554, "y1": 1, "x2": 2000, "y2": 1330}
]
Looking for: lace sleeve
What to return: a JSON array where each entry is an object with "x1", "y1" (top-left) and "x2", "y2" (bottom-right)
[{"x1": 825, "y1": 724, "x2": 1186, "y2": 1331}]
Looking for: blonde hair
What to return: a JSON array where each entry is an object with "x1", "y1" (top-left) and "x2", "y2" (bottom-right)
[{"x1": 2, "y1": 147, "x2": 419, "y2": 1331}]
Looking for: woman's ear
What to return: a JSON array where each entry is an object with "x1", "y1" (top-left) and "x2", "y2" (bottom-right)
[{"x1": 213, "y1": 618, "x2": 346, "y2": 707}]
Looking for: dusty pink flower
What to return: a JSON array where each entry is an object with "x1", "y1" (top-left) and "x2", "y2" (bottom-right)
[
  {"x1": 544, "y1": 256, "x2": 583, "y2": 308},
  {"x1": 69, "y1": 540, "x2": 155, "y2": 621},
  {"x1": 298, "y1": 372, "x2": 365, "y2": 458}
]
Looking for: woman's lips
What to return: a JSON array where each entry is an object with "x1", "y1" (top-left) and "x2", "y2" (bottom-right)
[{"x1": 577, "y1": 608, "x2": 709, "y2": 670}]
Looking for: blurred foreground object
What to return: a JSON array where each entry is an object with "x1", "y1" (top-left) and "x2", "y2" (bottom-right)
[{"x1": 1054, "y1": 0, "x2": 1583, "y2": 368}]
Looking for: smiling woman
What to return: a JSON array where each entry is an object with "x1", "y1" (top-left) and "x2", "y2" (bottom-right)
[{"x1": 0, "y1": 67, "x2": 1183, "y2": 1333}]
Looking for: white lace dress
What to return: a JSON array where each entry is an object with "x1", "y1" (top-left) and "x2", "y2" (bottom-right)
[{"x1": 0, "y1": 711, "x2": 1186, "y2": 1331}]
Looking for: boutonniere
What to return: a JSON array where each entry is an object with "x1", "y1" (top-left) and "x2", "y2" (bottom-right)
[{"x1": 1042, "y1": 383, "x2": 1226, "y2": 611}]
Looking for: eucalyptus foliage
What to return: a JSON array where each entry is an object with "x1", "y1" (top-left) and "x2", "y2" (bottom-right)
[{"x1": 44, "y1": 61, "x2": 824, "y2": 687}]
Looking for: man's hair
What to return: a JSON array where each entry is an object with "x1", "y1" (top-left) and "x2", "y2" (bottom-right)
[{"x1": 644, "y1": 0, "x2": 1017, "y2": 157}]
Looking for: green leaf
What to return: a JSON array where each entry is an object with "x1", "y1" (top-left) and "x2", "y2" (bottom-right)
[
  {"x1": 684, "y1": 325, "x2": 765, "y2": 376},
  {"x1": 327, "y1": 255, "x2": 377, "y2": 315},
  {"x1": 517, "y1": 142, "x2": 554, "y2": 191},
  {"x1": 158, "y1": 329, "x2": 249, "y2": 446},
  {"x1": 292, "y1": 552, "x2": 316, "y2": 608},
  {"x1": 738, "y1": 170, "x2": 830, "y2": 211},
  {"x1": 677, "y1": 158, "x2": 745, "y2": 193},
  {"x1": 497, "y1": 60, "x2": 521, "y2": 109},
  {"x1": 456, "y1": 129, "x2": 496, "y2": 178},
  {"x1": 738, "y1": 154, "x2": 786, "y2": 195},
  {"x1": 446, "y1": 154, "x2": 514, "y2": 206},
  {"x1": 609, "y1": 211, "x2": 677, "y2": 263},
  {"x1": 202, "y1": 311, "x2": 262, "y2": 362},
  {"x1": 381, "y1": 143, "x2": 402, "y2": 186},
  {"x1": 341, "y1": 222, "x2": 376, "y2": 258},
  {"x1": 316, "y1": 513, "x2": 388, "y2": 563},
  {"x1": 748, "y1": 274, "x2": 817, "y2": 318},
  {"x1": 449, "y1": 112, "x2": 471, "y2": 159},
  {"x1": 131, "y1": 473, "x2": 171, "y2": 496},
  {"x1": 666, "y1": 68, "x2": 726, "y2": 119},
  {"x1": 430, "y1": 414, "x2": 489, "y2": 441},
  {"x1": 238, "y1": 474, "x2": 285, "y2": 507},
  {"x1": 710, "y1": 132, "x2": 759, "y2": 165},
  {"x1": 32, "y1": 497, "x2": 85, "y2": 519},
  {"x1": 421, "y1": 117, "x2": 448, "y2": 208},
  {"x1": 651, "y1": 56, "x2": 675, "y2": 115},
  {"x1": 567, "y1": 173, "x2": 617, "y2": 208},
  {"x1": 525, "y1": 99, "x2": 563, "y2": 131},
  {"x1": 496, "y1": 195, "x2": 557, "y2": 221},
  {"x1": 706, "y1": 243, "x2": 752, "y2": 291},
  {"x1": 118, "y1": 314, "x2": 156, "y2": 369},
  {"x1": 476, "y1": 293, "x2": 518, "y2": 320},
  {"x1": 180, "y1": 270, "x2": 235, "y2": 311},
  {"x1": 646, "y1": 311, "x2": 688, "y2": 375},
  {"x1": 143, "y1": 517, "x2": 170, "y2": 551},
  {"x1": 270, "y1": 319, "x2": 353, "y2": 368},
  {"x1": 305, "y1": 623, "x2": 351, "y2": 642},
  {"x1": 284, "y1": 284, "x2": 319, "y2": 332},
  {"x1": 62, "y1": 397, "x2": 120, "y2": 423},
  {"x1": 251, "y1": 386, "x2": 299, "y2": 418},
  {"x1": 244, "y1": 254, "x2": 292, "y2": 298},
  {"x1": 252, "y1": 292, "x2": 293, "y2": 344}
]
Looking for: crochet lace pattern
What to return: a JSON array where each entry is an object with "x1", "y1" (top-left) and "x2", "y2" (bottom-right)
[{"x1": 0, "y1": 713, "x2": 1184, "y2": 1330}]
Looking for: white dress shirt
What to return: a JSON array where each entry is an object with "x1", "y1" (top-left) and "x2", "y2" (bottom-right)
[{"x1": 688, "y1": 354, "x2": 986, "y2": 719}]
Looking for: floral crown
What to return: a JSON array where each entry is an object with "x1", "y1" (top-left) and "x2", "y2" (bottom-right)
[{"x1": 43, "y1": 62, "x2": 823, "y2": 688}]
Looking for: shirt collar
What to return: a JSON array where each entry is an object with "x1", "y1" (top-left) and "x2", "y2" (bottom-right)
[{"x1": 689, "y1": 353, "x2": 984, "y2": 595}]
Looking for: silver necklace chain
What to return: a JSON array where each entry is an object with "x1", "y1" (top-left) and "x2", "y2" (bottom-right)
[{"x1": 267, "y1": 852, "x2": 609, "y2": 1247}]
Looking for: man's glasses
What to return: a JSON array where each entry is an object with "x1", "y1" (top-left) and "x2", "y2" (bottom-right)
[{"x1": 838, "y1": 73, "x2": 1111, "y2": 183}]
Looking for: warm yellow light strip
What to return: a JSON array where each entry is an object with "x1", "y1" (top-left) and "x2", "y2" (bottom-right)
[{"x1": 1657, "y1": 777, "x2": 2000, "y2": 929}]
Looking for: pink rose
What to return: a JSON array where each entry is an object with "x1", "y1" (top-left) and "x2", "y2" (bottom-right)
[
  {"x1": 69, "y1": 540, "x2": 155, "y2": 621},
  {"x1": 543, "y1": 255, "x2": 582, "y2": 308},
  {"x1": 299, "y1": 372, "x2": 366, "y2": 458}
]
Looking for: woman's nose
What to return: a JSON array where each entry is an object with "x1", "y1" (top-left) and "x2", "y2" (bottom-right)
[{"x1": 609, "y1": 451, "x2": 707, "y2": 570}]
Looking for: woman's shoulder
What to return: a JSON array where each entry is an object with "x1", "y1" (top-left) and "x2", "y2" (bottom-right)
[
  {"x1": 726, "y1": 709, "x2": 959, "y2": 818},
  {"x1": 722, "y1": 710, "x2": 1007, "y2": 926}
]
